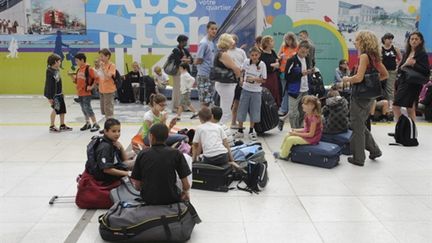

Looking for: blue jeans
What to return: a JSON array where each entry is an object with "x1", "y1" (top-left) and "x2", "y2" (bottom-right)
[{"x1": 79, "y1": 96, "x2": 94, "y2": 119}]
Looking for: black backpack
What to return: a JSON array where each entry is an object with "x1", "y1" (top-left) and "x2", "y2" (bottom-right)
[
  {"x1": 309, "y1": 71, "x2": 325, "y2": 98},
  {"x1": 112, "y1": 69, "x2": 123, "y2": 89},
  {"x1": 237, "y1": 161, "x2": 268, "y2": 194},
  {"x1": 390, "y1": 115, "x2": 418, "y2": 146},
  {"x1": 85, "y1": 136, "x2": 104, "y2": 174}
]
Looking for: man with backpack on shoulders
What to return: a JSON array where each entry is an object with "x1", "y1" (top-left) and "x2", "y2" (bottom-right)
[{"x1": 68, "y1": 53, "x2": 100, "y2": 132}]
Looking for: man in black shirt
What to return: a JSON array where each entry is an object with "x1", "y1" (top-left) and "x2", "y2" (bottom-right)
[{"x1": 131, "y1": 123, "x2": 191, "y2": 205}]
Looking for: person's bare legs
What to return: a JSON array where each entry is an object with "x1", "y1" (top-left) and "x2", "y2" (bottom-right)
[
  {"x1": 393, "y1": 105, "x2": 402, "y2": 121},
  {"x1": 50, "y1": 110, "x2": 56, "y2": 126},
  {"x1": 188, "y1": 104, "x2": 197, "y2": 114},
  {"x1": 176, "y1": 106, "x2": 184, "y2": 118},
  {"x1": 60, "y1": 113, "x2": 65, "y2": 125},
  {"x1": 407, "y1": 103, "x2": 417, "y2": 121},
  {"x1": 231, "y1": 100, "x2": 239, "y2": 128}
]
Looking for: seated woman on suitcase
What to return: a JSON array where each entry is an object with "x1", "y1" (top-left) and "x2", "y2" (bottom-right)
[
  {"x1": 85, "y1": 118, "x2": 132, "y2": 183},
  {"x1": 273, "y1": 95, "x2": 323, "y2": 160},
  {"x1": 131, "y1": 123, "x2": 191, "y2": 205},
  {"x1": 192, "y1": 107, "x2": 235, "y2": 166}
]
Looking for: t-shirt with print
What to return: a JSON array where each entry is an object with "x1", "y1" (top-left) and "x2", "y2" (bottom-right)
[
  {"x1": 299, "y1": 56, "x2": 309, "y2": 92},
  {"x1": 241, "y1": 59, "x2": 267, "y2": 93},
  {"x1": 75, "y1": 64, "x2": 96, "y2": 97},
  {"x1": 303, "y1": 114, "x2": 323, "y2": 145},
  {"x1": 141, "y1": 110, "x2": 164, "y2": 138},
  {"x1": 131, "y1": 144, "x2": 191, "y2": 205},
  {"x1": 180, "y1": 72, "x2": 195, "y2": 94},
  {"x1": 193, "y1": 122, "x2": 228, "y2": 158},
  {"x1": 98, "y1": 62, "x2": 117, "y2": 94},
  {"x1": 196, "y1": 36, "x2": 216, "y2": 76},
  {"x1": 88, "y1": 136, "x2": 128, "y2": 182}
]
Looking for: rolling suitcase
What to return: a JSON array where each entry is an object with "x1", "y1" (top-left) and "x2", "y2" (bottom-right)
[
  {"x1": 290, "y1": 142, "x2": 341, "y2": 169},
  {"x1": 192, "y1": 163, "x2": 233, "y2": 192},
  {"x1": 321, "y1": 130, "x2": 352, "y2": 155},
  {"x1": 254, "y1": 87, "x2": 279, "y2": 134}
]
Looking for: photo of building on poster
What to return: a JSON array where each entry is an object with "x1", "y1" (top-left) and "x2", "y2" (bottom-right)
[
  {"x1": 0, "y1": 0, "x2": 86, "y2": 35},
  {"x1": 338, "y1": 0, "x2": 420, "y2": 49}
]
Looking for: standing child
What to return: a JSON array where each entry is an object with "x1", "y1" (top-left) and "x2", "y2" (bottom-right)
[
  {"x1": 44, "y1": 53, "x2": 72, "y2": 132},
  {"x1": 176, "y1": 63, "x2": 198, "y2": 120},
  {"x1": 68, "y1": 53, "x2": 100, "y2": 132},
  {"x1": 274, "y1": 95, "x2": 323, "y2": 160},
  {"x1": 235, "y1": 47, "x2": 267, "y2": 141},
  {"x1": 97, "y1": 48, "x2": 116, "y2": 119}
]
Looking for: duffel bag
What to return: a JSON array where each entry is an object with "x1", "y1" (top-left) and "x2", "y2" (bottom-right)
[
  {"x1": 99, "y1": 201, "x2": 201, "y2": 242},
  {"x1": 110, "y1": 177, "x2": 141, "y2": 204},
  {"x1": 75, "y1": 171, "x2": 121, "y2": 209}
]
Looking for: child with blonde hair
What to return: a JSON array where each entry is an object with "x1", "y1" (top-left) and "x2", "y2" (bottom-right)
[{"x1": 274, "y1": 95, "x2": 323, "y2": 160}]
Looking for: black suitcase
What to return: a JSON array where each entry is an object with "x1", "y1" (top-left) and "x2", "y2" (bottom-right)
[
  {"x1": 192, "y1": 163, "x2": 233, "y2": 192},
  {"x1": 254, "y1": 87, "x2": 279, "y2": 134},
  {"x1": 118, "y1": 78, "x2": 135, "y2": 103}
]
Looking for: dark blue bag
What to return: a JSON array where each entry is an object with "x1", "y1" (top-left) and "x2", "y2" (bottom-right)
[{"x1": 290, "y1": 142, "x2": 341, "y2": 169}]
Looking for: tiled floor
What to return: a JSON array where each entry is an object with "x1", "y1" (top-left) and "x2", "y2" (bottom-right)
[{"x1": 1, "y1": 96, "x2": 432, "y2": 243}]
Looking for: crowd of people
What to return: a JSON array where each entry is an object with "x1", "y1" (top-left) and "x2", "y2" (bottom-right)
[
  {"x1": 0, "y1": 18, "x2": 18, "y2": 34},
  {"x1": 43, "y1": 21, "x2": 431, "y2": 213}
]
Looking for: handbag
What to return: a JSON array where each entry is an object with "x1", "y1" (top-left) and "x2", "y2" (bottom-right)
[
  {"x1": 209, "y1": 66, "x2": 237, "y2": 83},
  {"x1": 401, "y1": 66, "x2": 429, "y2": 85},
  {"x1": 163, "y1": 48, "x2": 180, "y2": 75},
  {"x1": 352, "y1": 56, "x2": 382, "y2": 99}
]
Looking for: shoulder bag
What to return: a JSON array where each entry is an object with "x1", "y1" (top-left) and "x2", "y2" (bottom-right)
[{"x1": 351, "y1": 56, "x2": 382, "y2": 99}]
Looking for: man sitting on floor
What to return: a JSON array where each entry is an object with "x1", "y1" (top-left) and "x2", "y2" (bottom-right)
[{"x1": 131, "y1": 123, "x2": 191, "y2": 205}]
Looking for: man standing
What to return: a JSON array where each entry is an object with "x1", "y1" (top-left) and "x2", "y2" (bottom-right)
[
  {"x1": 194, "y1": 21, "x2": 218, "y2": 107},
  {"x1": 298, "y1": 30, "x2": 315, "y2": 69}
]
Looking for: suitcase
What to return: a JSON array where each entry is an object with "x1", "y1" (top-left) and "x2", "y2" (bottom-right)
[
  {"x1": 231, "y1": 142, "x2": 266, "y2": 164},
  {"x1": 118, "y1": 78, "x2": 135, "y2": 103},
  {"x1": 290, "y1": 142, "x2": 341, "y2": 169},
  {"x1": 321, "y1": 130, "x2": 352, "y2": 155},
  {"x1": 192, "y1": 163, "x2": 233, "y2": 192},
  {"x1": 254, "y1": 87, "x2": 279, "y2": 134}
]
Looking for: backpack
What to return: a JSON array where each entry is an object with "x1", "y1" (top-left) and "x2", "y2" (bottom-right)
[
  {"x1": 85, "y1": 136, "x2": 104, "y2": 175},
  {"x1": 390, "y1": 115, "x2": 418, "y2": 147},
  {"x1": 237, "y1": 160, "x2": 268, "y2": 194},
  {"x1": 309, "y1": 70, "x2": 325, "y2": 98}
]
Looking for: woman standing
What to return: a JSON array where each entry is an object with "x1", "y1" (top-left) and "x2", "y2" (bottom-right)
[
  {"x1": 213, "y1": 33, "x2": 241, "y2": 124},
  {"x1": 381, "y1": 33, "x2": 402, "y2": 108},
  {"x1": 342, "y1": 30, "x2": 388, "y2": 166},
  {"x1": 170, "y1": 35, "x2": 193, "y2": 113},
  {"x1": 393, "y1": 31, "x2": 430, "y2": 122},
  {"x1": 278, "y1": 32, "x2": 298, "y2": 115},
  {"x1": 260, "y1": 35, "x2": 281, "y2": 106}
]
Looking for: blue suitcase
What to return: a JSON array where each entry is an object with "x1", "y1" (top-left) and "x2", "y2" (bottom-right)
[
  {"x1": 321, "y1": 130, "x2": 352, "y2": 155},
  {"x1": 290, "y1": 142, "x2": 341, "y2": 169}
]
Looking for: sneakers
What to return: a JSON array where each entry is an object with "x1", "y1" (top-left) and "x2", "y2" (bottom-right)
[
  {"x1": 277, "y1": 119, "x2": 285, "y2": 131},
  {"x1": 273, "y1": 152, "x2": 289, "y2": 161},
  {"x1": 49, "y1": 126, "x2": 60, "y2": 133},
  {"x1": 80, "y1": 123, "x2": 91, "y2": 131},
  {"x1": 234, "y1": 131, "x2": 244, "y2": 139},
  {"x1": 278, "y1": 111, "x2": 287, "y2": 116},
  {"x1": 249, "y1": 132, "x2": 258, "y2": 141},
  {"x1": 90, "y1": 123, "x2": 100, "y2": 132},
  {"x1": 59, "y1": 124, "x2": 73, "y2": 132},
  {"x1": 190, "y1": 113, "x2": 198, "y2": 119}
]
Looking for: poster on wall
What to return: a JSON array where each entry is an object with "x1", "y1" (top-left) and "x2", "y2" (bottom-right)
[
  {"x1": 26, "y1": 0, "x2": 86, "y2": 35},
  {"x1": 0, "y1": 0, "x2": 26, "y2": 34},
  {"x1": 338, "y1": 0, "x2": 420, "y2": 49}
]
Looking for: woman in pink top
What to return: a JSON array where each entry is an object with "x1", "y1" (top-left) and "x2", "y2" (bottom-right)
[{"x1": 274, "y1": 95, "x2": 322, "y2": 160}]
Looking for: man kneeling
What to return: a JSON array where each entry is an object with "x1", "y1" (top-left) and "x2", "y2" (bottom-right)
[{"x1": 131, "y1": 123, "x2": 191, "y2": 205}]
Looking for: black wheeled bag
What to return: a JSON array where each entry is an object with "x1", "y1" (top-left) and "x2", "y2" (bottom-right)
[
  {"x1": 192, "y1": 163, "x2": 233, "y2": 192},
  {"x1": 254, "y1": 87, "x2": 279, "y2": 134},
  {"x1": 290, "y1": 142, "x2": 341, "y2": 169},
  {"x1": 99, "y1": 201, "x2": 201, "y2": 242}
]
